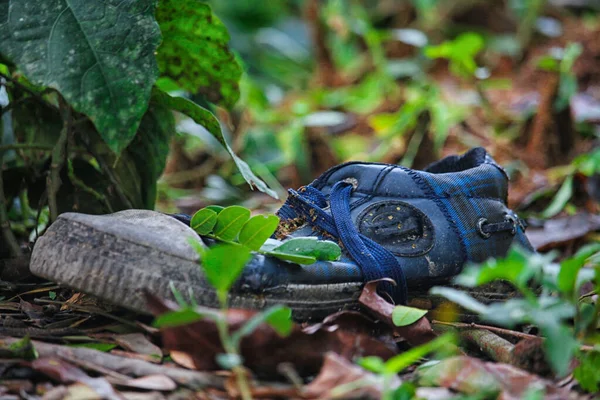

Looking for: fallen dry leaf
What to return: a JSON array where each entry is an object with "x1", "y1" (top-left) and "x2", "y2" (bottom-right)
[
  {"x1": 303, "y1": 352, "x2": 397, "y2": 399},
  {"x1": 417, "y1": 356, "x2": 571, "y2": 400},
  {"x1": 526, "y1": 213, "x2": 600, "y2": 250},
  {"x1": 118, "y1": 374, "x2": 177, "y2": 391},
  {"x1": 31, "y1": 357, "x2": 120, "y2": 400},
  {"x1": 113, "y1": 333, "x2": 162, "y2": 362},
  {"x1": 358, "y1": 279, "x2": 437, "y2": 345},
  {"x1": 145, "y1": 293, "x2": 397, "y2": 377}
]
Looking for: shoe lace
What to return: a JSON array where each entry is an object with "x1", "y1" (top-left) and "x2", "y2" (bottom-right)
[{"x1": 278, "y1": 181, "x2": 408, "y2": 304}]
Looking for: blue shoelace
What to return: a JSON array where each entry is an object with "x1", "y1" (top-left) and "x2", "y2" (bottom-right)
[{"x1": 278, "y1": 181, "x2": 408, "y2": 304}]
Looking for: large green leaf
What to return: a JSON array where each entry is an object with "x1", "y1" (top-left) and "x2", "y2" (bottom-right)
[
  {"x1": 0, "y1": 0, "x2": 161, "y2": 154},
  {"x1": 155, "y1": 0, "x2": 242, "y2": 109},
  {"x1": 83, "y1": 99, "x2": 175, "y2": 210},
  {"x1": 11, "y1": 97, "x2": 62, "y2": 149},
  {"x1": 152, "y1": 89, "x2": 278, "y2": 198},
  {"x1": 125, "y1": 100, "x2": 175, "y2": 209}
]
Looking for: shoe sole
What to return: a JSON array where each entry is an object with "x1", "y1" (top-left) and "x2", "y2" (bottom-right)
[{"x1": 30, "y1": 215, "x2": 516, "y2": 321}]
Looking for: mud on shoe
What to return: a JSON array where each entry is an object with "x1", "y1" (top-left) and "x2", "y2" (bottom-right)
[{"x1": 30, "y1": 147, "x2": 533, "y2": 320}]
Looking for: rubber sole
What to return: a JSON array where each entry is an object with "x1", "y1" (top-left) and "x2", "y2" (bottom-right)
[{"x1": 29, "y1": 216, "x2": 364, "y2": 321}]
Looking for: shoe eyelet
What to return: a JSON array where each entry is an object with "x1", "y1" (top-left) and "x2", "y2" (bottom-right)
[
  {"x1": 504, "y1": 214, "x2": 518, "y2": 235},
  {"x1": 343, "y1": 177, "x2": 359, "y2": 190},
  {"x1": 477, "y1": 218, "x2": 491, "y2": 239}
]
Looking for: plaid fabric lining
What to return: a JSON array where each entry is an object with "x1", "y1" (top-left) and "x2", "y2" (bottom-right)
[{"x1": 419, "y1": 152, "x2": 517, "y2": 262}]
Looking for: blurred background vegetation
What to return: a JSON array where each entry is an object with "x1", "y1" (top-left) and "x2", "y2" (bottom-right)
[
  {"x1": 156, "y1": 0, "x2": 600, "y2": 233},
  {"x1": 2, "y1": 0, "x2": 600, "y2": 258}
]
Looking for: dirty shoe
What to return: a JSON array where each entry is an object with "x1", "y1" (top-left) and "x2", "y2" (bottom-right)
[{"x1": 30, "y1": 148, "x2": 533, "y2": 320}]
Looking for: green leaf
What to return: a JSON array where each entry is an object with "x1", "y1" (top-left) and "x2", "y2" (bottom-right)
[
  {"x1": 201, "y1": 244, "x2": 251, "y2": 294},
  {"x1": 153, "y1": 308, "x2": 204, "y2": 328},
  {"x1": 265, "y1": 306, "x2": 293, "y2": 337},
  {"x1": 206, "y1": 205, "x2": 225, "y2": 214},
  {"x1": 191, "y1": 208, "x2": 218, "y2": 235},
  {"x1": 155, "y1": 0, "x2": 242, "y2": 109},
  {"x1": 558, "y1": 254, "x2": 587, "y2": 297},
  {"x1": 238, "y1": 215, "x2": 280, "y2": 251},
  {"x1": 213, "y1": 206, "x2": 251, "y2": 241},
  {"x1": 574, "y1": 350, "x2": 600, "y2": 393},
  {"x1": 265, "y1": 251, "x2": 317, "y2": 265},
  {"x1": 68, "y1": 343, "x2": 117, "y2": 352},
  {"x1": 5, "y1": 335, "x2": 38, "y2": 360},
  {"x1": 383, "y1": 333, "x2": 455, "y2": 373},
  {"x1": 0, "y1": 0, "x2": 161, "y2": 154},
  {"x1": 270, "y1": 237, "x2": 342, "y2": 261},
  {"x1": 392, "y1": 305, "x2": 428, "y2": 327},
  {"x1": 232, "y1": 305, "x2": 293, "y2": 345},
  {"x1": 541, "y1": 175, "x2": 574, "y2": 219},
  {"x1": 80, "y1": 99, "x2": 175, "y2": 210},
  {"x1": 537, "y1": 318, "x2": 577, "y2": 377},
  {"x1": 429, "y1": 287, "x2": 489, "y2": 315},
  {"x1": 357, "y1": 356, "x2": 386, "y2": 373},
  {"x1": 11, "y1": 97, "x2": 62, "y2": 150},
  {"x1": 152, "y1": 89, "x2": 277, "y2": 198},
  {"x1": 126, "y1": 100, "x2": 176, "y2": 208}
]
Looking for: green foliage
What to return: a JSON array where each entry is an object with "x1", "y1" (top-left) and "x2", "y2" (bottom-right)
[
  {"x1": 189, "y1": 205, "x2": 342, "y2": 265},
  {"x1": 391, "y1": 305, "x2": 428, "y2": 327},
  {"x1": 200, "y1": 244, "x2": 252, "y2": 301},
  {"x1": 540, "y1": 175, "x2": 573, "y2": 219},
  {"x1": 0, "y1": 0, "x2": 276, "y2": 234},
  {"x1": 156, "y1": 0, "x2": 242, "y2": 108},
  {"x1": 238, "y1": 215, "x2": 280, "y2": 251},
  {"x1": 153, "y1": 307, "x2": 205, "y2": 328},
  {"x1": 231, "y1": 305, "x2": 293, "y2": 343},
  {"x1": 267, "y1": 237, "x2": 342, "y2": 264},
  {"x1": 190, "y1": 208, "x2": 218, "y2": 235},
  {"x1": 432, "y1": 246, "x2": 600, "y2": 377},
  {"x1": 0, "y1": 0, "x2": 161, "y2": 154},
  {"x1": 213, "y1": 206, "x2": 251, "y2": 241},
  {"x1": 425, "y1": 33, "x2": 484, "y2": 79},
  {"x1": 6, "y1": 335, "x2": 38, "y2": 360},
  {"x1": 536, "y1": 43, "x2": 583, "y2": 111},
  {"x1": 573, "y1": 350, "x2": 600, "y2": 392},
  {"x1": 153, "y1": 89, "x2": 277, "y2": 198}
]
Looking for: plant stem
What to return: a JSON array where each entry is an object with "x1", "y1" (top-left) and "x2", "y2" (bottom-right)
[
  {"x1": 215, "y1": 294, "x2": 253, "y2": 400},
  {"x1": 81, "y1": 141, "x2": 133, "y2": 209},
  {"x1": 0, "y1": 143, "x2": 54, "y2": 153},
  {"x1": 0, "y1": 136, "x2": 22, "y2": 258},
  {"x1": 67, "y1": 160, "x2": 114, "y2": 213},
  {"x1": 47, "y1": 102, "x2": 70, "y2": 222}
]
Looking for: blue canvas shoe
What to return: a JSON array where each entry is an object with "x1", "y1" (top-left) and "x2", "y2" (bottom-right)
[{"x1": 30, "y1": 148, "x2": 533, "y2": 320}]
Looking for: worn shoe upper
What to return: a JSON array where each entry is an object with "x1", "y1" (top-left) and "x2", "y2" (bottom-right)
[{"x1": 187, "y1": 147, "x2": 533, "y2": 305}]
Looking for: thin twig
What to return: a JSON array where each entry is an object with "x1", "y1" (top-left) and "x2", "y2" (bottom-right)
[{"x1": 431, "y1": 320, "x2": 540, "y2": 341}]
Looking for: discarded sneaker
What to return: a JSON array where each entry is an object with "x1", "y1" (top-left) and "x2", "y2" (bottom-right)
[{"x1": 30, "y1": 147, "x2": 533, "y2": 320}]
